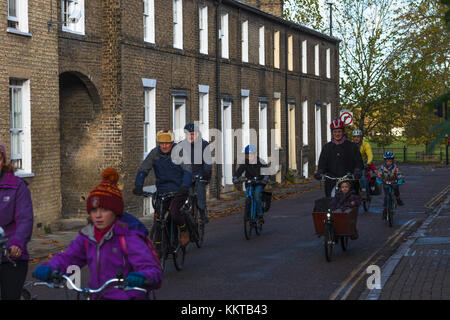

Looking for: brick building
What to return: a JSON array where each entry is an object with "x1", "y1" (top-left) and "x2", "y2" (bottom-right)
[{"x1": 1, "y1": 0, "x2": 340, "y2": 229}]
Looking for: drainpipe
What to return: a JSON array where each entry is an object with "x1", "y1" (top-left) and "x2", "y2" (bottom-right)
[
  {"x1": 284, "y1": 29, "x2": 289, "y2": 180},
  {"x1": 215, "y1": 0, "x2": 222, "y2": 200}
]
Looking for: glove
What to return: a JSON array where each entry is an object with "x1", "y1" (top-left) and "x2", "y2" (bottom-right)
[
  {"x1": 232, "y1": 177, "x2": 240, "y2": 184},
  {"x1": 133, "y1": 185, "x2": 144, "y2": 196},
  {"x1": 177, "y1": 185, "x2": 190, "y2": 196},
  {"x1": 314, "y1": 172, "x2": 322, "y2": 180},
  {"x1": 125, "y1": 272, "x2": 148, "y2": 288},
  {"x1": 376, "y1": 179, "x2": 382, "y2": 185},
  {"x1": 398, "y1": 179, "x2": 404, "y2": 185},
  {"x1": 33, "y1": 265, "x2": 52, "y2": 281}
]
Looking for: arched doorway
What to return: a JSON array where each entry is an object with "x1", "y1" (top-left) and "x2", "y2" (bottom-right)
[{"x1": 59, "y1": 71, "x2": 102, "y2": 218}]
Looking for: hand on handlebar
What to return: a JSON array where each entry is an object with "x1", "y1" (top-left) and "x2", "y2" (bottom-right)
[
  {"x1": 125, "y1": 272, "x2": 149, "y2": 288},
  {"x1": 32, "y1": 265, "x2": 53, "y2": 281}
]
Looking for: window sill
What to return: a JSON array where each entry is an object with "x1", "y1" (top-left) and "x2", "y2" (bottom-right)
[
  {"x1": 7, "y1": 28, "x2": 32, "y2": 37},
  {"x1": 15, "y1": 171, "x2": 35, "y2": 178},
  {"x1": 62, "y1": 27, "x2": 85, "y2": 36}
]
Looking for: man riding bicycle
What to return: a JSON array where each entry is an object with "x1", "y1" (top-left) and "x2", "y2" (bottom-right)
[
  {"x1": 352, "y1": 129, "x2": 373, "y2": 200},
  {"x1": 133, "y1": 129, "x2": 192, "y2": 246},
  {"x1": 178, "y1": 122, "x2": 212, "y2": 223},
  {"x1": 314, "y1": 119, "x2": 363, "y2": 198}
]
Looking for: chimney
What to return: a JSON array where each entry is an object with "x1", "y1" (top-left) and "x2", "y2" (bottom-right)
[{"x1": 244, "y1": 0, "x2": 284, "y2": 17}]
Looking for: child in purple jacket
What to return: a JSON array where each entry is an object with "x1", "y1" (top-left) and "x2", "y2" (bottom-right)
[
  {"x1": 0, "y1": 142, "x2": 34, "y2": 300},
  {"x1": 329, "y1": 178, "x2": 361, "y2": 211},
  {"x1": 33, "y1": 168, "x2": 162, "y2": 300}
]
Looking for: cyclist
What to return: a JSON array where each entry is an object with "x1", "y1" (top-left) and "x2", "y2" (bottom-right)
[
  {"x1": 178, "y1": 122, "x2": 212, "y2": 223},
  {"x1": 133, "y1": 129, "x2": 192, "y2": 246},
  {"x1": 376, "y1": 152, "x2": 405, "y2": 220},
  {"x1": 33, "y1": 168, "x2": 162, "y2": 300},
  {"x1": 232, "y1": 145, "x2": 269, "y2": 223},
  {"x1": 314, "y1": 119, "x2": 363, "y2": 198},
  {"x1": 0, "y1": 142, "x2": 34, "y2": 300},
  {"x1": 352, "y1": 129, "x2": 373, "y2": 199}
]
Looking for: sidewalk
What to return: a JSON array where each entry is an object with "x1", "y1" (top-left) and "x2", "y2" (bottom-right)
[
  {"x1": 359, "y1": 186, "x2": 450, "y2": 300},
  {"x1": 27, "y1": 178, "x2": 321, "y2": 263}
]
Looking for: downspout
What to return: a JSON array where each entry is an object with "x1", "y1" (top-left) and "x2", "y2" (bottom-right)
[
  {"x1": 284, "y1": 28, "x2": 289, "y2": 180},
  {"x1": 215, "y1": 0, "x2": 222, "y2": 200}
]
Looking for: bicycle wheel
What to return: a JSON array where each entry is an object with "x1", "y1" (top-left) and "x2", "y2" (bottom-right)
[
  {"x1": 192, "y1": 204, "x2": 204, "y2": 248},
  {"x1": 387, "y1": 197, "x2": 395, "y2": 228},
  {"x1": 150, "y1": 222, "x2": 165, "y2": 265},
  {"x1": 173, "y1": 226, "x2": 186, "y2": 271},
  {"x1": 340, "y1": 236, "x2": 349, "y2": 251},
  {"x1": 324, "y1": 223, "x2": 334, "y2": 262},
  {"x1": 255, "y1": 216, "x2": 263, "y2": 236},
  {"x1": 244, "y1": 199, "x2": 253, "y2": 240}
]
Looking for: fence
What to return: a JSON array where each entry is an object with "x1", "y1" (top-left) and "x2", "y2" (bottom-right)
[{"x1": 372, "y1": 146, "x2": 446, "y2": 163}]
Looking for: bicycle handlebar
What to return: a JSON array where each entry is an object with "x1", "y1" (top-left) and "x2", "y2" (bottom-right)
[{"x1": 321, "y1": 173, "x2": 355, "y2": 181}]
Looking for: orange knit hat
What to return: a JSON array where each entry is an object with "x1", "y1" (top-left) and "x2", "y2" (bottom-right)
[{"x1": 86, "y1": 168, "x2": 124, "y2": 216}]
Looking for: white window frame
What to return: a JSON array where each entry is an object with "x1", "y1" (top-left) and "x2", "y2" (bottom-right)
[
  {"x1": 241, "y1": 20, "x2": 248, "y2": 63},
  {"x1": 288, "y1": 34, "x2": 294, "y2": 71},
  {"x1": 302, "y1": 40, "x2": 307, "y2": 74},
  {"x1": 9, "y1": 79, "x2": 32, "y2": 175},
  {"x1": 220, "y1": 12, "x2": 229, "y2": 59},
  {"x1": 315, "y1": 104, "x2": 322, "y2": 165},
  {"x1": 143, "y1": 83, "x2": 156, "y2": 160},
  {"x1": 143, "y1": 0, "x2": 155, "y2": 43},
  {"x1": 173, "y1": 97, "x2": 186, "y2": 142},
  {"x1": 173, "y1": 0, "x2": 183, "y2": 49},
  {"x1": 259, "y1": 102, "x2": 268, "y2": 163},
  {"x1": 199, "y1": 5, "x2": 208, "y2": 55},
  {"x1": 7, "y1": 0, "x2": 29, "y2": 33},
  {"x1": 288, "y1": 103, "x2": 297, "y2": 170},
  {"x1": 302, "y1": 100, "x2": 308, "y2": 146},
  {"x1": 259, "y1": 25, "x2": 265, "y2": 65},
  {"x1": 326, "y1": 48, "x2": 331, "y2": 79},
  {"x1": 241, "y1": 94, "x2": 250, "y2": 151},
  {"x1": 315, "y1": 44, "x2": 320, "y2": 76},
  {"x1": 274, "y1": 98, "x2": 281, "y2": 149},
  {"x1": 62, "y1": 0, "x2": 85, "y2": 35},
  {"x1": 326, "y1": 103, "x2": 332, "y2": 141},
  {"x1": 274, "y1": 30, "x2": 280, "y2": 69},
  {"x1": 221, "y1": 100, "x2": 233, "y2": 186},
  {"x1": 199, "y1": 85, "x2": 210, "y2": 141}
]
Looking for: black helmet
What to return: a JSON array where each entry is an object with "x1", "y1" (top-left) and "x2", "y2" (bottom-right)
[{"x1": 184, "y1": 122, "x2": 198, "y2": 133}]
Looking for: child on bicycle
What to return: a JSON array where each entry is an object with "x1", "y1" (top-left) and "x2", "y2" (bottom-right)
[
  {"x1": 232, "y1": 145, "x2": 269, "y2": 223},
  {"x1": 329, "y1": 177, "x2": 361, "y2": 212},
  {"x1": 33, "y1": 168, "x2": 162, "y2": 300},
  {"x1": 376, "y1": 152, "x2": 405, "y2": 220}
]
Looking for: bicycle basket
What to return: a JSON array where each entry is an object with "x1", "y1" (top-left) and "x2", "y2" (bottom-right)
[{"x1": 262, "y1": 191, "x2": 272, "y2": 212}]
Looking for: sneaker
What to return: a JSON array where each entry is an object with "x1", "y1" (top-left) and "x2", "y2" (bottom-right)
[
  {"x1": 180, "y1": 230, "x2": 190, "y2": 246},
  {"x1": 396, "y1": 197, "x2": 404, "y2": 206},
  {"x1": 350, "y1": 230, "x2": 359, "y2": 240},
  {"x1": 257, "y1": 215, "x2": 265, "y2": 224}
]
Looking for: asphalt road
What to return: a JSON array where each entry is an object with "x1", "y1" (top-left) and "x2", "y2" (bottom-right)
[{"x1": 25, "y1": 164, "x2": 449, "y2": 300}]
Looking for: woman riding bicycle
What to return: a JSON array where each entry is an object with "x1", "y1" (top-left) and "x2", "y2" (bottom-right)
[
  {"x1": 351, "y1": 129, "x2": 373, "y2": 199},
  {"x1": 33, "y1": 168, "x2": 162, "y2": 300},
  {"x1": 0, "y1": 142, "x2": 34, "y2": 300},
  {"x1": 232, "y1": 145, "x2": 269, "y2": 223}
]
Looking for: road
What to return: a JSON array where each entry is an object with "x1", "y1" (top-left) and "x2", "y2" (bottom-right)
[{"x1": 25, "y1": 164, "x2": 449, "y2": 300}]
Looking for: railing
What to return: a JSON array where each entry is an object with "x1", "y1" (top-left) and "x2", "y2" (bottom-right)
[{"x1": 372, "y1": 146, "x2": 445, "y2": 163}]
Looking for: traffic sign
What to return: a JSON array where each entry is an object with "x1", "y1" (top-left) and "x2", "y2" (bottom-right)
[{"x1": 339, "y1": 109, "x2": 353, "y2": 126}]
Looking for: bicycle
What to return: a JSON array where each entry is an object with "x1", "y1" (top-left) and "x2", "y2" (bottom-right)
[
  {"x1": 33, "y1": 270, "x2": 150, "y2": 300},
  {"x1": 0, "y1": 228, "x2": 35, "y2": 300},
  {"x1": 183, "y1": 175, "x2": 208, "y2": 248},
  {"x1": 383, "y1": 181, "x2": 399, "y2": 228},
  {"x1": 236, "y1": 177, "x2": 267, "y2": 240},
  {"x1": 147, "y1": 192, "x2": 186, "y2": 272}
]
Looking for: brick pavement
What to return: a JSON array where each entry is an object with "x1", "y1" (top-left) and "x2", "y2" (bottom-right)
[{"x1": 360, "y1": 189, "x2": 450, "y2": 300}]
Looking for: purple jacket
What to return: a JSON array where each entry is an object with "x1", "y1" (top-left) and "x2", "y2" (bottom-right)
[
  {"x1": 329, "y1": 191, "x2": 360, "y2": 211},
  {"x1": 43, "y1": 221, "x2": 162, "y2": 300},
  {"x1": 0, "y1": 172, "x2": 34, "y2": 262}
]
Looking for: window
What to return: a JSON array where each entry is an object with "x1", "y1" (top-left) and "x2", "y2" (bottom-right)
[
  {"x1": 274, "y1": 30, "x2": 280, "y2": 69},
  {"x1": 259, "y1": 102, "x2": 268, "y2": 162},
  {"x1": 259, "y1": 26, "x2": 265, "y2": 65},
  {"x1": 326, "y1": 103, "x2": 332, "y2": 141},
  {"x1": 288, "y1": 35, "x2": 294, "y2": 71},
  {"x1": 9, "y1": 79, "x2": 31, "y2": 174},
  {"x1": 173, "y1": 97, "x2": 186, "y2": 142},
  {"x1": 274, "y1": 98, "x2": 281, "y2": 148},
  {"x1": 302, "y1": 40, "x2": 307, "y2": 74},
  {"x1": 7, "y1": 0, "x2": 28, "y2": 33},
  {"x1": 199, "y1": 85, "x2": 209, "y2": 140},
  {"x1": 62, "y1": 0, "x2": 84, "y2": 34},
  {"x1": 302, "y1": 100, "x2": 308, "y2": 146},
  {"x1": 220, "y1": 12, "x2": 229, "y2": 59},
  {"x1": 199, "y1": 5, "x2": 208, "y2": 54},
  {"x1": 315, "y1": 44, "x2": 320, "y2": 76},
  {"x1": 326, "y1": 48, "x2": 331, "y2": 78},
  {"x1": 241, "y1": 94, "x2": 250, "y2": 150},
  {"x1": 241, "y1": 20, "x2": 248, "y2": 63},
  {"x1": 288, "y1": 103, "x2": 297, "y2": 170},
  {"x1": 143, "y1": 0, "x2": 155, "y2": 43},
  {"x1": 143, "y1": 85, "x2": 156, "y2": 159},
  {"x1": 173, "y1": 0, "x2": 183, "y2": 49}
]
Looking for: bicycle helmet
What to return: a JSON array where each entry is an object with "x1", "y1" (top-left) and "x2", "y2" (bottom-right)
[
  {"x1": 330, "y1": 119, "x2": 345, "y2": 130},
  {"x1": 352, "y1": 129, "x2": 363, "y2": 136},
  {"x1": 244, "y1": 144, "x2": 257, "y2": 154},
  {"x1": 337, "y1": 176, "x2": 353, "y2": 187},
  {"x1": 383, "y1": 152, "x2": 395, "y2": 160},
  {"x1": 184, "y1": 122, "x2": 198, "y2": 133}
]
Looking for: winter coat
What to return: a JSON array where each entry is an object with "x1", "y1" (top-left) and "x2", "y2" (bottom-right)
[
  {"x1": 377, "y1": 162, "x2": 404, "y2": 183},
  {"x1": 318, "y1": 140, "x2": 363, "y2": 178},
  {"x1": 329, "y1": 191, "x2": 361, "y2": 211},
  {"x1": 233, "y1": 157, "x2": 269, "y2": 181},
  {"x1": 0, "y1": 172, "x2": 34, "y2": 262},
  {"x1": 178, "y1": 138, "x2": 212, "y2": 180},
  {"x1": 43, "y1": 221, "x2": 162, "y2": 300}
]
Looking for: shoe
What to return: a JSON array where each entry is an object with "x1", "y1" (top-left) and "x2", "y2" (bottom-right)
[
  {"x1": 350, "y1": 230, "x2": 359, "y2": 240},
  {"x1": 200, "y1": 210, "x2": 209, "y2": 223},
  {"x1": 257, "y1": 216, "x2": 265, "y2": 224},
  {"x1": 382, "y1": 208, "x2": 387, "y2": 220},
  {"x1": 180, "y1": 230, "x2": 190, "y2": 246},
  {"x1": 396, "y1": 197, "x2": 404, "y2": 206}
]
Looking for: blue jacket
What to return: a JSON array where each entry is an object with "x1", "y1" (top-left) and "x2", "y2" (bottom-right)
[{"x1": 135, "y1": 144, "x2": 192, "y2": 194}]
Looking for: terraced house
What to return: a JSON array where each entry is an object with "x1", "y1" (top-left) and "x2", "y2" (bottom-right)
[{"x1": 0, "y1": 0, "x2": 340, "y2": 232}]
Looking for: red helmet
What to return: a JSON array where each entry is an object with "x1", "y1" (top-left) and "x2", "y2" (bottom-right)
[{"x1": 330, "y1": 119, "x2": 345, "y2": 130}]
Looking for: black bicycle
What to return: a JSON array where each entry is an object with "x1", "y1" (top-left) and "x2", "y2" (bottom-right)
[
  {"x1": 147, "y1": 192, "x2": 186, "y2": 272},
  {"x1": 183, "y1": 175, "x2": 208, "y2": 248}
]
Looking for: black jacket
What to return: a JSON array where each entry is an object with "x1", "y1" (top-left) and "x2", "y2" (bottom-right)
[
  {"x1": 233, "y1": 157, "x2": 269, "y2": 180},
  {"x1": 318, "y1": 140, "x2": 363, "y2": 178},
  {"x1": 178, "y1": 138, "x2": 212, "y2": 180}
]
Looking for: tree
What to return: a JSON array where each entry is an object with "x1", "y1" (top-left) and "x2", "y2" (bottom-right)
[{"x1": 283, "y1": 0, "x2": 326, "y2": 32}]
